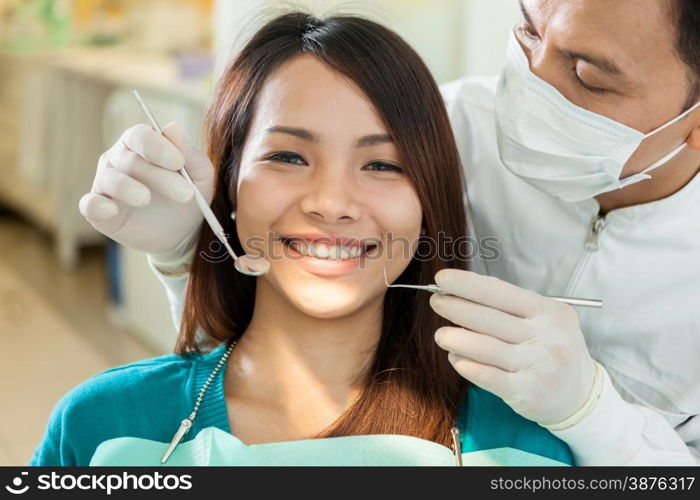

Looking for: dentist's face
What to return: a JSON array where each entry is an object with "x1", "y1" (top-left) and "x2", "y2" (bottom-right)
[
  {"x1": 234, "y1": 55, "x2": 422, "y2": 318},
  {"x1": 517, "y1": 0, "x2": 700, "y2": 175}
]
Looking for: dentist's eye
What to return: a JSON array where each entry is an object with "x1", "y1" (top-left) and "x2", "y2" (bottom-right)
[
  {"x1": 265, "y1": 152, "x2": 307, "y2": 165},
  {"x1": 363, "y1": 161, "x2": 403, "y2": 173},
  {"x1": 573, "y1": 71, "x2": 608, "y2": 94}
]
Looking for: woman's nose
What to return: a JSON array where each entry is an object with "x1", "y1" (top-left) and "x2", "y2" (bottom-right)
[{"x1": 299, "y1": 167, "x2": 363, "y2": 222}]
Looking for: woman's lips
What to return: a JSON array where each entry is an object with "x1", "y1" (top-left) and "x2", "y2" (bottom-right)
[{"x1": 279, "y1": 237, "x2": 379, "y2": 277}]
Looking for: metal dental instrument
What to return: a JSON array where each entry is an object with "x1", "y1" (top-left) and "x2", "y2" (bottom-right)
[
  {"x1": 382, "y1": 268, "x2": 602, "y2": 308},
  {"x1": 450, "y1": 426, "x2": 463, "y2": 466},
  {"x1": 131, "y1": 90, "x2": 270, "y2": 277}
]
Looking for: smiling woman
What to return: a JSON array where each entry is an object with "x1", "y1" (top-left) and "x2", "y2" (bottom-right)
[
  {"x1": 183, "y1": 12, "x2": 469, "y2": 447},
  {"x1": 30, "y1": 11, "x2": 573, "y2": 466}
]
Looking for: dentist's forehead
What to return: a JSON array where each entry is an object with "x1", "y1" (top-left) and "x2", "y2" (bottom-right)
[{"x1": 521, "y1": 0, "x2": 678, "y2": 73}]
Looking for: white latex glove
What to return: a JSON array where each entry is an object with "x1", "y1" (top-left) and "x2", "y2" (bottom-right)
[
  {"x1": 78, "y1": 122, "x2": 213, "y2": 258},
  {"x1": 430, "y1": 269, "x2": 596, "y2": 426}
]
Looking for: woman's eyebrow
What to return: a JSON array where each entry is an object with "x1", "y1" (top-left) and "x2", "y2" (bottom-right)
[
  {"x1": 264, "y1": 126, "x2": 391, "y2": 147},
  {"x1": 356, "y1": 133, "x2": 392, "y2": 147},
  {"x1": 264, "y1": 126, "x2": 319, "y2": 142}
]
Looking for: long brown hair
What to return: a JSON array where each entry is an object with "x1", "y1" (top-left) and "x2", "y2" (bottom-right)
[{"x1": 178, "y1": 12, "x2": 470, "y2": 448}]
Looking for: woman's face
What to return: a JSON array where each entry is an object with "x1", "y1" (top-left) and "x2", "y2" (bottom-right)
[{"x1": 235, "y1": 54, "x2": 422, "y2": 318}]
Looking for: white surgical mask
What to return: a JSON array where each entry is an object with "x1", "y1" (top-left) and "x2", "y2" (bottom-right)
[{"x1": 495, "y1": 30, "x2": 700, "y2": 202}]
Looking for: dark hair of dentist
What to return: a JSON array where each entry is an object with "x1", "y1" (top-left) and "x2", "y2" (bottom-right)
[{"x1": 673, "y1": 0, "x2": 700, "y2": 109}]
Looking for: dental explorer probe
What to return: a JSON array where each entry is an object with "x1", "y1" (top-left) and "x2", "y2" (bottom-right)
[
  {"x1": 130, "y1": 90, "x2": 269, "y2": 277},
  {"x1": 382, "y1": 268, "x2": 602, "y2": 308}
]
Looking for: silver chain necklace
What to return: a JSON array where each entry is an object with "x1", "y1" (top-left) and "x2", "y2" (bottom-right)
[
  {"x1": 159, "y1": 337, "x2": 463, "y2": 465},
  {"x1": 161, "y1": 338, "x2": 237, "y2": 463}
]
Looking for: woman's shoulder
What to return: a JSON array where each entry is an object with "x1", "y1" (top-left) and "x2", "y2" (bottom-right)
[
  {"x1": 29, "y1": 348, "x2": 219, "y2": 466},
  {"x1": 458, "y1": 385, "x2": 575, "y2": 465},
  {"x1": 50, "y1": 351, "x2": 198, "y2": 416},
  {"x1": 77, "y1": 351, "x2": 196, "y2": 392}
]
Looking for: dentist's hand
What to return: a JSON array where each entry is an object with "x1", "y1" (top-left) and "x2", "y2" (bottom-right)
[
  {"x1": 79, "y1": 123, "x2": 213, "y2": 256},
  {"x1": 430, "y1": 269, "x2": 596, "y2": 426}
]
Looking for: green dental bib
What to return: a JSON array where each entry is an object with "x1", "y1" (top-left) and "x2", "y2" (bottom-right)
[{"x1": 90, "y1": 427, "x2": 568, "y2": 466}]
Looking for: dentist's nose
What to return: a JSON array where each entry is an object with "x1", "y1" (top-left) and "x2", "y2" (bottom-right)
[
  {"x1": 300, "y1": 167, "x2": 362, "y2": 222},
  {"x1": 525, "y1": 40, "x2": 557, "y2": 84},
  {"x1": 522, "y1": 35, "x2": 576, "y2": 103}
]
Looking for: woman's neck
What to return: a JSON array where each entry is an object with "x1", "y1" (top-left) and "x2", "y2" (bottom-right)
[{"x1": 225, "y1": 278, "x2": 383, "y2": 416}]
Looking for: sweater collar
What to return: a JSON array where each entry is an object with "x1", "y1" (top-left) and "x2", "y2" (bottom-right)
[{"x1": 190, "y1": 343, "x2": 231, "y2": 436}]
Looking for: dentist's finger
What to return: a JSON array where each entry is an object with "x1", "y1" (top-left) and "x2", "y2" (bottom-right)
[
  {"x1": 162, "y1": 122, "x2": 214, "y2": 201},
  {"x1": 78, "y1": 192, "x2": 119, "y2": 223},
  {"x1": 430, "y1": 293, "x2": 533, "y2": 343},
  {"x1": 121, "y1": 123, "x2": 186, "y2": 170},
  {"x1": 435, "y1": 326, "x2": 539, "y2": 372},
  {"x1": 93, "y1": 165, "x2": 151, "y2": 207},
  {"x1": 435, "y1": 269, "x2": 545, "y2": 318},
  {"x1": 446, "y1": 352, "x2": 515, "y2": 398},
  {"x1": 109, "y1": 143, "x2": 193, "y2": 203}
]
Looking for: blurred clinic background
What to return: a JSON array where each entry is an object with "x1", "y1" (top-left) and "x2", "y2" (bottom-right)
[{"x1": 0, "y1": 0, "x2": 519, "y2": 464}]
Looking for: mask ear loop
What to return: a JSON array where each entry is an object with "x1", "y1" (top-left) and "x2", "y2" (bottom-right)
[
  {"x1": 644, "y1": 101, "x2": 700, "y2": 138},
  {"x1": 622, "y1": 102, "x2": 700, "y2": 182},
  {"x1": 620, "y1": 142, "x2": 690, "y2": 185}
]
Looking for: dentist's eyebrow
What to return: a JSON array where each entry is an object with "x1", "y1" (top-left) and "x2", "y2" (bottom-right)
[
  {"x1": 562, "y1": 50, "x2": 625, "y2": 77},
  {"x1": 356, "y1": 133, "x2": 392, "y2": 147},
  {"x1": 265, "y1": 126, "x2": 320, "y2": 142}
]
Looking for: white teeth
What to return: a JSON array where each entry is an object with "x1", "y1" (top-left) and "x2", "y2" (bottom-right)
[
  {"x1": 315, "y1": 243, "x2": 330, "y2": 258},
  {"x1": 285, "y1": 239, "x2": 365, "y2": 260},
  {"x1": 289, "y1": 240, "x2": 306, "y2": 254}
]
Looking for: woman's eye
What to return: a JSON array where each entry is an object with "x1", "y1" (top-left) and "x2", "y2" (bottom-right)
[
  {"x1": 265, "y1": 152, "x2": 307, "y2": 165},
  {"x1": 363, "y1": 161, "x2": 403, "y2": 173}
]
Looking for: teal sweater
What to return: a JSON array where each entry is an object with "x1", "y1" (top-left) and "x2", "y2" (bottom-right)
[{"x1": 30, "y1": 343, "x2": 573, "y2": 466}]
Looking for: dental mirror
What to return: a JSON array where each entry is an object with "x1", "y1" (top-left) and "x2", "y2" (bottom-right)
[
  {"x1": 131, "y1": 90, "x2": 270, "y2": 277},
  {"x1": 235, "y1": 255, "x2": 270, "y2": 275}
]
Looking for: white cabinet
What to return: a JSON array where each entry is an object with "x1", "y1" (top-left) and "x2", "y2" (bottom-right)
[
  {"x1": 0, "y1": 51, "x2": 116, "y2": 269},
  {"x1": 0, "y1": 47, "x2": 208, "y2": 351}
]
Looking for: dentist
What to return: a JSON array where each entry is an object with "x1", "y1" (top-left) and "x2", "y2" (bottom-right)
[{"x1": 79, "y1": 0, "x2": 700, "y2": 465}]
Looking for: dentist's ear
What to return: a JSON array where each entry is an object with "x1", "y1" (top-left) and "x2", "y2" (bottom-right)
[{"x1": 688, "y1": 121, "x2": 700, "y2": 151}]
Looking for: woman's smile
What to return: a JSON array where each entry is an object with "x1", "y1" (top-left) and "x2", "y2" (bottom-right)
[{"x1": 277, "y1": 233, "x2": 380, "y2": 277}]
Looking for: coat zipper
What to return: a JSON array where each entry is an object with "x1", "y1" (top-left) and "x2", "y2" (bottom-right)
[
  {"x1": 585, "y1": 215, "x2": 606, "y2": 251},
  {"x1": 562, "y1": 214, "x2": 606, "y2": 297}
]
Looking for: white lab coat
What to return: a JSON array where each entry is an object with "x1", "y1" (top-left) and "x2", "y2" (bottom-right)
[
  {"x1": 148, "y1": 76, "x2": 700, "y2": 466},
  {"x1": 441, "y1": 76, "x2": 700, "y2": 465}
]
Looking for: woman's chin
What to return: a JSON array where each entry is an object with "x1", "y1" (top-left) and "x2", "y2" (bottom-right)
[{"x1": 284, "y1": 287, "x2": 378, "y2": 319}]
